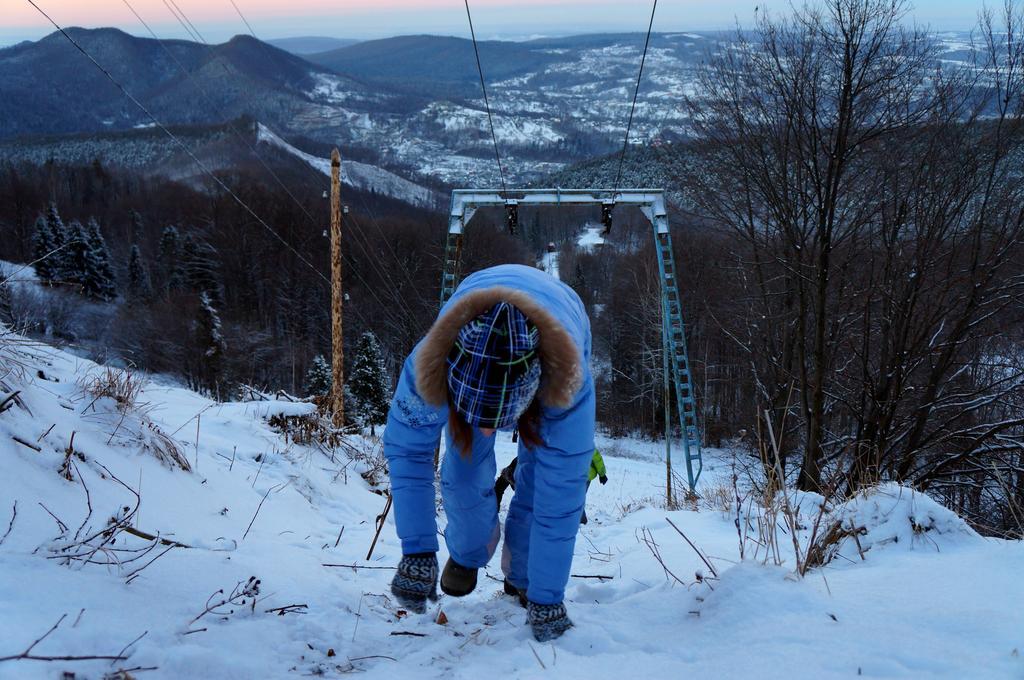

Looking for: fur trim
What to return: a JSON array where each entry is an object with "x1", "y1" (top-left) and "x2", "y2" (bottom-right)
[{"x1": 415, "y1": 286, "x2": 583, "y2": 409}]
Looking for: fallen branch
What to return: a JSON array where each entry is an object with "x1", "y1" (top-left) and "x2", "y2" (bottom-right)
[
  {"x1": 365, "y1": 493, "x2": 392, "y2": 561},
  {"x1": 266, "y1": 604, "x2": 308, "y2": 616},
  {"x1": 389, "y1": 631, "x2": 427, "y2": 637},
  {"x1": 527, "y1": 642, "x2": 547, "y2": 670},
  {"x1": 321, "y1": 563, "x2": 396, "y2": 570},
  {"x1": 570, "y1": 574, "x2": 613, "y2": 580},
  {"x1": 0, "y1": 501, "x2": 16, "y2": 546},
  {"x1": 0, "y1": 613, "x2": 129, "y2": 663},
  {"x1": 242, "y1": 482, "x2": 287, "y2": 541},
  {"x1": 122, "y1": 526, "x2": 191, "y2": 548},
  {"x1": 12, "y1": 436, "x2": 41, "y2": 452},
  {"x1": 0, "y1": 390, "x2": 20, "y2": 414}
]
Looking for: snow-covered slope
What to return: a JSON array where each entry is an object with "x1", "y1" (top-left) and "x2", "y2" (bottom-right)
[
  {"x1": 256, "y1": 123, "x2": 440, "y2": 209},
  {"x1": 1, "y1": 334, "x2": 1022, "y2": 679}
]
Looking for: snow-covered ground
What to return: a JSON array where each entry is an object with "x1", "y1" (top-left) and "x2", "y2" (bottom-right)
[
  {"x1": 577, "y1": 224, "x2": 605, "y2": 250},
  {"x1": 256, "y1": 123, "x2": 440, "y2": 208},
  {"x1": 1, "y1": 334, "x2": 1022, "y2": 679},
  {"x1": 539, "y1": 250, "x2": 560, "y2": 281}
]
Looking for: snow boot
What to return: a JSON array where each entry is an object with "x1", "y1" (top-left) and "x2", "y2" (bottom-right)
[
  {"x1": 440, "y1": 558, "x2": 478, "y2": 597},
  {"x1": 527, "y1": 601, "x2": 574, "y2": 642},
  {"x1": 503, "y1": 579, "x2": 528, "y2": 608}
]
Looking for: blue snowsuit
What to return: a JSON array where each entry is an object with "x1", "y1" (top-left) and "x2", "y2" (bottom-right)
[{"x1": 383, "y1": 264, "x2": 595, "y2": 605}]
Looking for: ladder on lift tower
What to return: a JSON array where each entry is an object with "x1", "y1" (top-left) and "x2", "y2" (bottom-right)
[
  {"x1": 654, "y1": 228, "x2": 702, "y2": 486},
  {"x1": 439, "y1": 188, "x2": 703, "y2": 490}
]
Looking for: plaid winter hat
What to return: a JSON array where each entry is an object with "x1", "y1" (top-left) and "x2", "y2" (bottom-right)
[{"x1": 446, "y1": 302, "x2": 541, "y2": 430}]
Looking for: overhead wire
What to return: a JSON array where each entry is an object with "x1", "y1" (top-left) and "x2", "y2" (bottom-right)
[
  {"x1": 219, "y1": 0, "x2": 435, "y2": 315},
  {"x1": 23, "y1": 0, "x2": 332, "y2": 293},
  {"x1": 463, "y1": 0, "x2": 508, "y2": 197},
  {"x1": 125, "y1": 0, "x2": 416, "y2": 330},
  {"x1": 167, "y1": 0, "x2": 208, "y2": 42},
  {"x1": 160, "y1": 0, "x2": 202, "y2": 42},
  {"x1": 613, "y1": 0, "x2": 658, "y2": 195}
]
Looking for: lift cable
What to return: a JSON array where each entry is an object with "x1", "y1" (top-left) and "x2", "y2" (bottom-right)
[
  {"x1": 463, "y1": 0, "x2": 509, "y2": 198},
  {"x1": 613, "y1": 0, "x2": 658, "y2": 196}
]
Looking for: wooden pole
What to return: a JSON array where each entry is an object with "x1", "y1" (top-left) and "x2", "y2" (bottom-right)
[{"x1": 330, "y1": 148, "x2": 345, "y2": 427}]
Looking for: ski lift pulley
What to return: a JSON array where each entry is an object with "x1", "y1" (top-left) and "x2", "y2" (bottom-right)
[
  {"x1": 506, "y1": 200, "x2": 519, "y2": 235},
  {"x1": 601, "y1": 199, "x2": 615, "y2": 236}
]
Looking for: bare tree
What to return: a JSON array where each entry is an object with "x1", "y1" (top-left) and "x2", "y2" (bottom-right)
[{"x1": 686, "y1": 0, "x2": 1024, "y2": 506}]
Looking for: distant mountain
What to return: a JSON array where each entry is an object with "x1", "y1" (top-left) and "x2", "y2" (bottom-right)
[
  {"x1": 1, "y1": 28, "x2": 981, "y2": 190},
  {"x1": 267, "y1": 36, "x2": 361, "y2": 54},
  {"x1": 0, "y1": 28, "x2": 375, "y2": 140},
  {"x1": 306, "y1": 34, "x2": 559, "y2": 99}
]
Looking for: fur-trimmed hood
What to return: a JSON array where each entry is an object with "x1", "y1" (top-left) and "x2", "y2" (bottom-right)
[{"x1": 414, "y1": 268, "x2": 588, "y2": 410}]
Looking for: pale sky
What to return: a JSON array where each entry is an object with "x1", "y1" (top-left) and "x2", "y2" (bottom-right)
[{"x1": 1, "y1": 0, "x2": 992, "y2": 47}]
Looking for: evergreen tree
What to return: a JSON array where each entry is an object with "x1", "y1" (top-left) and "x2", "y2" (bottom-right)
[
  {"x1": 158, "y1": 225, "x2": 185, "y2": 295},
  {"x1": 348, "y1": 331, "x2": 391, "y2": 434},
  {"x1": 0, "y1": 277, "x2": 13, "y2": 328},
  {"x1": 31, "y1": 215, "x2": 56, "y2": 283},
  {"x1": 44, "y1": 202, "x2": 69, "y2": 282},
  {"x1": 127, "y1": 244, "x2": 152, "y2": 302},
  {"x1": 304, "y1": 354, "x2": 332, "y2": 397},
  {"x1": 62, "y1": 220, "x2": 90, "y2": 289},
  {"x1": 129, "y1": 210, "x2": 144, "y2": 244},
  {"x1": 182, "y1": 234, "x2": 222, "y2": 304},
  {"x1": 83, "y1": 218, "x2": 117, "y2": 301},
  {"x1": 194, "y1": 292, "x2": 227, "y2": 393}
]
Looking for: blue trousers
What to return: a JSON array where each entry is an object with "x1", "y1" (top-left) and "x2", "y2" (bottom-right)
[{"x1": 441, "y1": 427, "x2": 590, "y2": 604}]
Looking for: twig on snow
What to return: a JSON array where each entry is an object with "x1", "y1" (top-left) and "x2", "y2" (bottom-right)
[
  {"x1": 265, "y1": 604, "x2": 308, "y2": 616},
  {"x1": 242, "y1": 482, "x2": 287, "y2": 541},
  {"x1": 366, "y1": 493, "x2": 392, "y2": 560},
  {"x1": 12, "y1": 436, "x2": 41, "y2": 452},
  {"x1": 0, "y1": 613, "x2": 130, "y2": 663},
  {"x1": 38, "y1": 502, "x2": 68, "y2": 534},
  {"x1": 665, "y1": 517, "x2": 719, "y2": 579},
  {"x1": 0, "y1": 501, "x2": 16, "y2": 546},
  {"x1": 321, "y1": 563, "x2": 396, "y2": 570},
  {"x1": 527, "y1": 641, "x2": 547, "y2": 670},
  {"x1": 112, "y1": 630, "x2": 147, "y2": 666}
]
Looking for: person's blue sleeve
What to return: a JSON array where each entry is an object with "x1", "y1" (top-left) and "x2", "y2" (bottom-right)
[
  {"x1": 527, "y1": 377, "x2": 596, "y2": 605},
  {"x1": 383, "y1": 349, "x2": 447, "y2": 556}
]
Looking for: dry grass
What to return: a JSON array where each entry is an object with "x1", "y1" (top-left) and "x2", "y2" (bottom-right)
[{"x1": 79, "y1": 366, "x2": 145, "y2": 413}]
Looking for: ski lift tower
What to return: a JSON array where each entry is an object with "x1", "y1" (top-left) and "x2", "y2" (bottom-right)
[{"x1": 439, "y1": 188, "x2": 703, "y2": 492}]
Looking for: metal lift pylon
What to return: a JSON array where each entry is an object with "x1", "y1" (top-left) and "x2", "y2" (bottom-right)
[{"x1": 438, "y1": 188, "x2": 703, "y2": 491}]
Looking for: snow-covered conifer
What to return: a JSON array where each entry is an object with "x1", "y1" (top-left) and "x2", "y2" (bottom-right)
[
  {"x1": 44, "y1": 202, "x2": 70, "y2": 282},
  {"x1": 158, "y1": 225, "x2": 185, "y2": 295},
  {"x1": 348, "y1": 331, "x2": 391, "y2": 434},
  {"x1": 62, "y1": 220, "x2": 90, "y2": 290},
  {"x1": 194, "y1": 292, "x2": 227, "y2": 392},
  {"x1": 31, "y1": 215, "x2": 56, "y2": 283},
  {"x1": 83, "y1": 218, "x2": 117, "y2": 301},
  {"x1": 304, "y1": 354, "x2": 332, "y2": 397},
  {"x1": 182, "y1": 234, "x2": 222, "y2": 305},
  {"x1": 127, "y1": 244, "x2": 152, "y2": 302}
]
